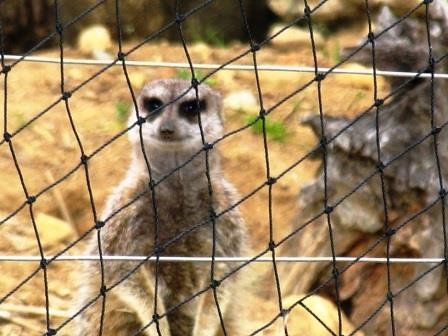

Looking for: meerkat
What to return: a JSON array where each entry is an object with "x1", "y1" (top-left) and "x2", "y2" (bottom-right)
[{"x1": 75, "y1": 79, "x2": 249, "y2": 336}]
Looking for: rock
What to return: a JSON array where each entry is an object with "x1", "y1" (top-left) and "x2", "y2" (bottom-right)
[
  {"x1": 274, "y1": 295, "x2": 363, "y2": 335},
  {"x1": 223, "y1": 90, "x2": 259, "y2": 114},
  {"x1": 267, "y1": 0, "x2": 363, "y2": 22},
  {"x1": 371, "y1": 0, "x2": 423, "y2": 16},
  {"x1": 128, "y1": 72, "x2": 146, "y2": 89},
  {"x1": 339, "y1": 63, "x2": 387, "y2": 91},
  {"x1": 189, "y1": 42, "x2": 213, "y2": 61},
  {"x1": 267, "y1": 0, "x2": 430, "y2": 23},
  {"x1": 215, "y1": 70, "x2": 236, "y2": 88},
  {"x1": 77, "y1": 25, "x2": 113, "y2": 58},
  {"x1": 35, "y1": 213, "x2": 76, "y2": 246},
  {"x1": 91, "y1": 49, "x2": 114, "y2": 61},
  {"x1": 268, "y1": 24, "x2": 323, "y2": 49}
]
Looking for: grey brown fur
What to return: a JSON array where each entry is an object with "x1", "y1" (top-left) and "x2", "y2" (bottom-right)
[
  {"x1": 283, "y1": 4, "x2": 448, "y2": 335},
  {"x1": 75, "y1": 79, "x2": 248, "y2": 335}
]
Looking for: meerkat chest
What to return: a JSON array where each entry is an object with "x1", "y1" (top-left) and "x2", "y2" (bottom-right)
[{"x1": 154, "y1": 185, "x2": 214, "y2": 253}]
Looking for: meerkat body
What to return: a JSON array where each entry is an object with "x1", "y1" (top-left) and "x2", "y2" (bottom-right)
[{"x1": 75, "y1": 79, "x2": 248, "y2": 336}]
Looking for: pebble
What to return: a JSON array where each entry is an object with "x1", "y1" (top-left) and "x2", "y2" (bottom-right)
[{"x1": 268, "y1": 24, "x2": 324, "y2": 49}]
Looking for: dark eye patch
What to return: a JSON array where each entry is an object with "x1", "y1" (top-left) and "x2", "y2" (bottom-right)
[
  {"x1": 179, "y1": 99, "x2": 207, "y2": 121},
  {"x1": 142, "y1": 97, "x2": 163, "y2": 118}
]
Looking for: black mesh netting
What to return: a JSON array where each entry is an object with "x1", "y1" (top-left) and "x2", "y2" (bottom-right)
[{"x1": 1, "y1": 0, "x2": 448, "y2": 335}]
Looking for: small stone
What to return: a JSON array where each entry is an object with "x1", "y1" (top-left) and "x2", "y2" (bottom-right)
[
  {"x1": 278, "y1": 294, "x2": 364, "y2": 335},
  {"x1": 268, "y1": 24, "x2": 324, "y2": 49},
  {"x1": 189, "y1": 42, "x2": 212, "y2": 61},
  {"x1": 339, "y1": 63, "x2": 386, "y2": 91},
  {"x1": 268, "y1": 0, "x2": 362, "y2": 22},
  {"x1": 223, "y1": 90, "x2": 259, "y2": 114},
  {"x1": 371, "y1": 0, "x2": 424, "y2": 16},
  {"x1": 91, "y1": 49, "x2": 114, "y2": 61},
  {"x1": 129, "y1": 72, "x2": 146, "y2": 89},
  {"x1": 35, "y1": 213, "x2": 76, "y2": 246},
  {"x1": 78, "y1": 25, "x2": 113, "y2": 57}
]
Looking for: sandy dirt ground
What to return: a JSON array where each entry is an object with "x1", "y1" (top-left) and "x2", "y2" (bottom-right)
[{"x1": 0, "y1": 24, "x2": 390, "y2": 335}]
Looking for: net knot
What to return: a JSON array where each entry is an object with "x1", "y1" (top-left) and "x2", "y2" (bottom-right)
[
  {"x1": 100, "y1": 285, "x2": 107, "y2": 296},
  {"x1": 148, "y1": 179, "x2": 156, "y2": 190},
  {"x1": 320, "y1": 136, "x2": 327, "y2": 148},
  {"x1": 268, "y1": 240, "x2": 276, "y2": 251},
  {"x1": 46, "y1": 329, "x2": 57, "y2": 336},
  {"x1": 154, "y1": 246, "x2": 164, "y2": 256},
  {"x1": 424, "y1": 0, "x2": 434, "y2": 4},
  {"x1": 209, "y1": 208, "x2": 217, "y2": 219},
  {"x1": 386, "y1": 228, "x2": 396, "y2": 237},
  {"x1": 280, "y1": 308, "x2": 289, "y2": 317},
  {"x1": 175, "y1": 14, "x2": 185, "y2": 24},
  {"x1": 203, "y1": 142, "x2": 213, "y2": 151},
  {"x1": 40, "y1": 258, "x2": 48, "y2": 269},
  {"x1": 62, "y1": 91, "x2": 72, "y2": 101},
  {"x1": 386, "y1": 291, "x2": 394, "y2": 301},
  {"x1": 3, "y1": 132, "x2": 12, "y2": 142},
  {"x1": 210, "y1": 279, "x2": 220, "y2": 289},
  {"x1": 1, "y1": 64, "x2": 11, "y2": 74},
  {"x1": 251, "y1": 43, "x2": 260, "y2": 53},
  {"x1": 55, "y1": 22, "x2": 63, "y2": 34},
  {"x1": 374, "y1": 99, "x2": 384, "y2": 107},
  {"x1": 95, "y1": 221, "x2": 105, "y2": 229},
  {"x1": 324, "y1": 205, "x2": 333, "y2": 214},
  {"x1": 304, "y1": 5, "x2": 311, "y2": 17},
  {"x1": 191, "y1": 78, "x2": 200, "y2": 89},
  {"x1": 431, "y1": 126, "x2": 441, "y2": 135},
  {"x1": 377, "y1": 161, "x2": 385, "y2": 173},
  {"x1": 266, "y1": 177, "x2": 277, "y2": 186},
  {"x1": 137, "y1": 116, "x2": 146, "y2": 125},
  {"x1": 117, "y1": 52, "x2": 125, "y2": 61},
  {"x1": 81, "y1": 154, "x2": 89, "y2": 165},
  {"x1": 367, "y1": 32, "x2": 375, "y2": 43},
  {"x1": 27, "y1": 195, "x2": 36, "y2": 204},
  {"x1": 152, "y1": 313, "x2": 160, "y2": 322},
  {"x1": 332, "y1": 267, "x2": 339, "y2": 278},
  {"x1": 259, "y1": 108, "x2": 267, "y2": 118},
  {"x1": 439, "y1": 188, "x2": 447, "y2": 198},
  {"x1": 315, "y1": 73, "x2": 326, "y2": 82}
]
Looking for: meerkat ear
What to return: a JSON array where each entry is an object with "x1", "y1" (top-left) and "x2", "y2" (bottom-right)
[{"x1": 375, "y1": 6, "x2": 399, "y2": 35}]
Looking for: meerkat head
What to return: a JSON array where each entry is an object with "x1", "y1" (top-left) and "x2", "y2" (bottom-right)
[
  {"x1": 341, "y1": 5, "x2": 447, "y2": 76},
  {"x1": 128, "y1": 79, "x2": 223, "y2": 154}
]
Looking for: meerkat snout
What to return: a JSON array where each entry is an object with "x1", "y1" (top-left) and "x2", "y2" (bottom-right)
[
  {"x1": 159, "y1": 118, "x2": 176, "y2": 140},
  {"x1": 129, "y1": 79, "x2": 224, "y2": 150}
]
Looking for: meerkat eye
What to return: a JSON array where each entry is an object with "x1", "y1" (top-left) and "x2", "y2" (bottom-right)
[
  {"x1": 143, "y1": 98, "x2": 163, "y2": 113},
  {"x1": 179, "y1": 99, "x2": 207, "y2": 120}
]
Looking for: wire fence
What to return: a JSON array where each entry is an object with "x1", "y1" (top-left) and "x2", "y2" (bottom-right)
[{"x1": 1, "y1": 0, "x2": 448, "y2": 335}]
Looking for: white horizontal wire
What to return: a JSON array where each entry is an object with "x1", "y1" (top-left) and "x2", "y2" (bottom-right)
[
  {"x1": 0, "y1": 255, "x2": 444, "y2": 263},
  {"x1": 3, "y1": 54, "x2": 448, "y2": 79}
]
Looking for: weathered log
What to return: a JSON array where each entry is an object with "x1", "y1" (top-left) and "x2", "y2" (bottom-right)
[{"x1": 281, "y1": 5, "x2": 448, "y2": 335}]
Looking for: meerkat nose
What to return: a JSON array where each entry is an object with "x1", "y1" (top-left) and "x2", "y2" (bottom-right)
[{"x1": 159, "y1": 121, "x2": 175, "y2": 139}]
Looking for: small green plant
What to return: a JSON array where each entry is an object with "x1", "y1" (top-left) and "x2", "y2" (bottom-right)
[
  {"x1": 115, "y1": 101, "x2": 131, "y2": 125},
  {"x1": 176, "y1": 68, "x2": 217, "y2": 87},
  {"x1": 202, "y1": 27, "x2": 228, "y2": 48},
  {"x1": 245, "y1": 115, "x2": 288, "y2": 142},
  {"x1": 355, "y1": 90, "x2": 366, "y2": 101},
  {"x1": 331, "y1": 42, "x2": 341, "y2": 64},
  {"x1": 312, "y1": 22, "x2": 332, "y2": 37}
]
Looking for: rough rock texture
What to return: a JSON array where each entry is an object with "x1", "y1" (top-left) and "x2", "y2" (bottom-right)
[
  {"x1": 281, "y1": 5, "x2": 448, "y2": 335},
  {"x1": 268, "y1": 0, "x2": 430, "y2": 22}
]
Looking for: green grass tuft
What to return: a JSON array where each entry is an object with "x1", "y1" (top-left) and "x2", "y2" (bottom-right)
[
  {"x1": 176, "y1": 68, "x2": 217, "y2": 87},
  {"x1": 115, "y1": 101, "x2": 131, "y2": 125},
  {"x1": 245, "y1": 115, "x2": 288, "y2": 142}
]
